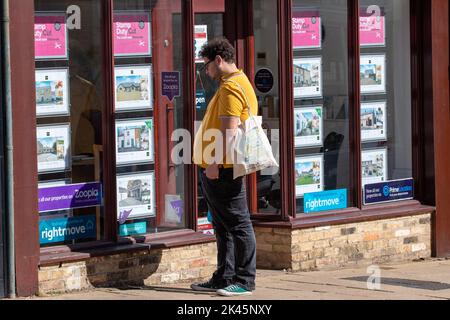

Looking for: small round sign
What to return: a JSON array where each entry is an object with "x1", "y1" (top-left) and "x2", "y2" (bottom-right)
[{"x1": 254, "y1": 68, "x2": 274, "y2": 94}]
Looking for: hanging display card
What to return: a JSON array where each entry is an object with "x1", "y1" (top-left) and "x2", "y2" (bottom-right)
[
  {"x1": 35, "y1": 69, "x2": 70, "y2": 116},
  {"x1": 360, "y1": 55, "x2": 386, "y2": 94},
  {"x1": 116, "y1": 118, "x2": 154, "y2": 165},
  {"x1": 117, "y1": 172, "x2": 155, "y2": 223},
  {"x1": 113, "y1": 12, "x2": 152, "y2": 57},
  {"x1": 295, "y1": 155, "x2": 324, "y2": 197},
  {"x1": 294, "y1": 106, "x2": 323, "y2": 148},
  {"x1": 37, "y1": 125, "x2": 70, "y2": 173},
  {"x1": 292, "y1": 10, "x2": 321, "y2": 49},
  {"x1": 35, "y1": 13, "x2": 68, "y2": 60},
  {"x1": 114, "y1": 65, "x2": 152, "y2": 111},
  {"x1": 361, "y1": 101, "x2": 387, "y2": 142},
  {"x1": 360, "y1": 8, "x2": 386, "y2": 47},
  {"x1": 293, "y1": 57, "x2": 323, "y2": 98},
  {"x1": 362, "y1": 148, "x2": 388, "y2": 186}
]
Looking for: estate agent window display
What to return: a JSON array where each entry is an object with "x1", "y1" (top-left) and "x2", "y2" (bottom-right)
[
  {"x1": 35, "y1": 0, "x2": 189, "y2": 248},
  {"x1": 290, "y1": 0, "x2": 415, "y2": 217}
]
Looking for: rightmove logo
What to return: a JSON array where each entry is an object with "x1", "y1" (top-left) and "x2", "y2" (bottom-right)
[{"x1": 304, "y1": 189, "x2": 347, "y2": 213}]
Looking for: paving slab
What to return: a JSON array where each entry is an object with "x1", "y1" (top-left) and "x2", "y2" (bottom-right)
[{"x1": 8, "y1": 258, "x2": 450, "y2": 300}]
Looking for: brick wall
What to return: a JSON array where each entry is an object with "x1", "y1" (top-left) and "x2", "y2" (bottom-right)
[
  {"x1": 38, "y1": 213, "x2": 433, "y2": 295},
  {"x1": 38, "y1": 243, "x2": 217, "y2": 295},
  {"x1": 255, "y1": 214, "x2": 432, "y2": 271}
]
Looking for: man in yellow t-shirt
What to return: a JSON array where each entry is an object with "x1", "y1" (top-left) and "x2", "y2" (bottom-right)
[{"x1": 191, "y1": 38, "x2": 257, "y2": 297}]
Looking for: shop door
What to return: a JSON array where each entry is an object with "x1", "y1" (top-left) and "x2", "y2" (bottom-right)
[{"x1": 194, "y1": 0, "x2": 227, "y2": 231}]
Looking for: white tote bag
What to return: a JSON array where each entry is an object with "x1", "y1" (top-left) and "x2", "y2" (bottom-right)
[{"x1": 224, "y1": 79, "x2": 279, "y2": 179}]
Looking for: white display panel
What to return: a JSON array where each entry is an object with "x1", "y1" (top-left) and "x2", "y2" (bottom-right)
[
  {"x1": 116, "y1": 118, "x2": 154, "y2": 165},
  {"x1": 294, "y1": 106, "x2": 323, "y2": 148},
  {"x1": 37, "y1": 124, "x2": 71, "y2": 173},
  {"x1": 293, "y1": 57, "x2": 322, "y2": 98},
  {"x1": 117, "y1": 172, "x2": 155, "y2": 222},
  {"x1": 362, "y1": 148, "x2": 388, "y2": 186},
  {"x1": 36, "y1": 68, "x2": 70, "y2": 116},
  {"x1": 360, "y1": 55, "x2": 386, "y2": 94},
  {"x1": 361, "y1": 101, "x2": 387, "y2": 142},
  {"x1": 295, "y1": 155, "x2": 324, "y2": 197},
  {"x1": 114, "y1": 65, "x2": 153, "y2": 111}
]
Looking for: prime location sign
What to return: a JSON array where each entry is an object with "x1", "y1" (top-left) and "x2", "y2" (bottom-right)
[{"x1": 364, "y1": 178, "x2": 414, "y2": 205}]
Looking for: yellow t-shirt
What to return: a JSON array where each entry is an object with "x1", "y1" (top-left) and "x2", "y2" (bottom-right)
[{"x1": 194, "y1": 70, "x2": 258, "y2": 169}]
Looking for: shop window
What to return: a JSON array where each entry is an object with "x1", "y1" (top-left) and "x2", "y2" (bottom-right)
[
  {"x1": 253, "y1": 0, "x2": 282, "y2": 214},
  {"x1": 35, "y1": 0, "x2": 108, "y2": 246},
  {"x1": 113, "y1": 0, "x2": 188, "y2": 235},
  {"x1": 35, "y1": 0, "x2": 189, "y2": 247},
  {"x1": 291, "y1": 0, "x2": 353, "y2": 215},
  {"x1": 194, "y1": 2, "x2": 224, "y2": 234},
  {"x1": 359, "y1": 0, "x2": 413, "y2": 205}
]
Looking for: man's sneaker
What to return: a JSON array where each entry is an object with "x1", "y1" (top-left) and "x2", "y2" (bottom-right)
[
  {"x1": 216, "y1": 284, "x2": 253, "y2": 297},
  {"x1": 191, "y1": 279, "x2": 223, "y2": 292}
]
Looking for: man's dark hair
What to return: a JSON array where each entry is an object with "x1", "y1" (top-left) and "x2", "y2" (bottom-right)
[{"x1": 198, "y1": 37, "x2": 236, "y2": 63}]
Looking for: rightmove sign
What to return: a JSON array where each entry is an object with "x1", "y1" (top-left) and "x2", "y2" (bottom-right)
[
  {"x1": 304, "y1": 189, "x2": 347, "y2": 213},
  {"x1": 364, "y1": 178, "x2": 414, "y2": 205},
  {"x1": 39, "y1": 216, "x2": 96, "y2": 244}
]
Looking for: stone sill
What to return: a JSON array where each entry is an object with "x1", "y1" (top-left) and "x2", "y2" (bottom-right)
[
  {"x1": 253, "y1": 201, "x2": 436, "y2": 230},
  {"x1": 39, "y1": 230, "x2": 216, "y2": 267}
]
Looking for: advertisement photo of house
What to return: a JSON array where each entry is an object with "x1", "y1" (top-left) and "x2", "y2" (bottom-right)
[
  {"x1": 293, "y1": 57, "x2": 322, "y2": 98},
  {"x1": 37, "y1": 137, "x2": 64, "y2": 163},
  {"x1": 117, "y1": 125, "x2": 150, "y2": 153},
  {"x1": 116, "y1": 76, "x2": 148, "y2": 102}
]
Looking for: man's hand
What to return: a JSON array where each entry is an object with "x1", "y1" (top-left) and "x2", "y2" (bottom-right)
[{"x1": 206, "y1": 163, "x2": 220, "y2": 180}]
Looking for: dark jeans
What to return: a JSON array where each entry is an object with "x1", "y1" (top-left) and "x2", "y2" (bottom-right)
[{"x1": 200, "y1": 168, "x2": 256, "y2": 291}]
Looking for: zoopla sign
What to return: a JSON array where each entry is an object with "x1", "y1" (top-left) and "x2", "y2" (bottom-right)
[{"x1": 38, "y1": 182, "x2": 102, "y2": 212}]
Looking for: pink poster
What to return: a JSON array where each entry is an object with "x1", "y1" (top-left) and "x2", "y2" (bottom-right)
[
  {"x1": 114, "y1": 12, "x2": 151, "y2": 57},
  {"x1": 360, "y1": 10, "x2": 386, "y2": 47},
  {"x1": 35, "y1": 14, "x2": 68, "y2": 60},
  {"x1": 292, "y1": 11, "x2": 321, "y2": 49}
]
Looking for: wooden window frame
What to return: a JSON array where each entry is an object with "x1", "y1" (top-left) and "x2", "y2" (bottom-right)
[{"x1": 246, "y1": 0, "x2": 439, "y2": 225}]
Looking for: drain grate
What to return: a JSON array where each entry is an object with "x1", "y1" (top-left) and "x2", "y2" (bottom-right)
[{"x1": 343, "y1": 277, "x2": 450, "y2": 291}]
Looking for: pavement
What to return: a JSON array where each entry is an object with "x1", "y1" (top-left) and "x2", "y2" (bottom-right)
[{"x1": 13, "y1": 258, "x2": 450, "y2": 300}]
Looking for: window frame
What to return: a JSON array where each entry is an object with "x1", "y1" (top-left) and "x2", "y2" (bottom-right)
[{"x1": 271, "y1": 0, "x2": 428, "y2": 221}]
